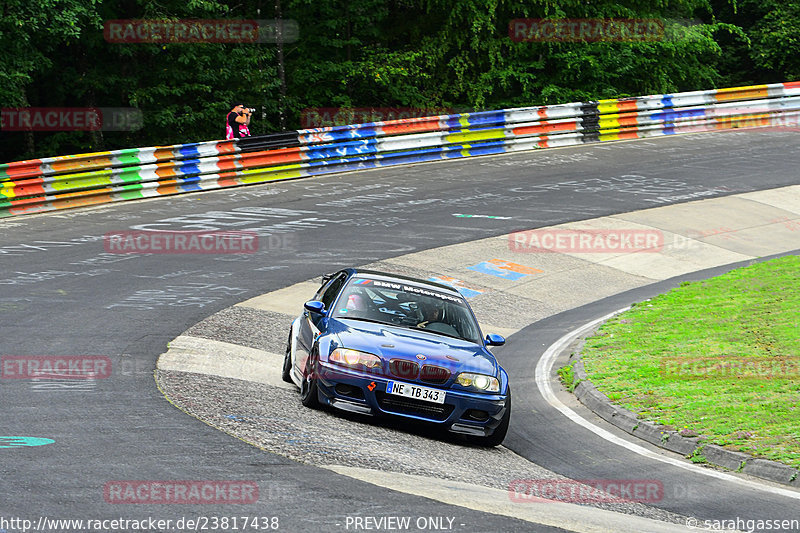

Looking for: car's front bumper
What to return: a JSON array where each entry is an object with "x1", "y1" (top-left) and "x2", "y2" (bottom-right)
[{"x1": 315, "y1": 361, "x2": 508, "y2": 436}]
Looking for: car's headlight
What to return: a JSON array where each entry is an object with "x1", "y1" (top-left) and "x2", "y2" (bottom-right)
[
  {"x1": 456, "y1": 372, "x2": 500, "y2": 392},
  {"x1": 329, "y1": 348, "x2": 383, "y2": 371}
]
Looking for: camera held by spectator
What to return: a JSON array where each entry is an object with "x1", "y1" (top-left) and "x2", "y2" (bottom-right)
[{"x1": 226, "y1": 102, "x2": 253, "y2": 139}]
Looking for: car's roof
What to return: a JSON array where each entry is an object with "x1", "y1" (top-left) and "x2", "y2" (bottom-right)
[{"x1": 347, "y1": 268, "x2": 463, "y2": 296}]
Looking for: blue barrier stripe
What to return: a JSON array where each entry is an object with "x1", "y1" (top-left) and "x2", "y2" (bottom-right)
[
  {"x1": 176, "y1": 144, "x2": 202, "y2": 158},
  {"x1": 460, "y1": 110, "x2": 507, "y2": 127},
  {"x1": 304, "y1": 140, "x2": 379, "y2": 159},
  {"x1": 177, "y1": 161, "x2": 202, "y2": 176},
  {"x1": 306, "y1": 159, "x2": 378, "y2": 175},
  {"x1": 651, "y1": 109, "x2": 707, "y2": 122}
]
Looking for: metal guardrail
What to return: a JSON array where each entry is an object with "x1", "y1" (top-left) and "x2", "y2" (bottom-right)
[{"x1": 2, "y1": 82, "x2": 799, "y2": 218}]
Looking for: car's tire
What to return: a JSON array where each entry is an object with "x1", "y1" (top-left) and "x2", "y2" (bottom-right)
[
  {"x1": 300, "y1": 357, "x2": 321, "y2": 409},
  {"x1": 281, "y1": 329, "x2": 294, "y2": 384},
  {"x1": 473, "y1": 388, "x2": 511, "y2": 447}
]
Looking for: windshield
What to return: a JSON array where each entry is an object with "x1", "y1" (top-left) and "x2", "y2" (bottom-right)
[{"x1": 331, "y1": 278, "x2": 482, "y2": 344}]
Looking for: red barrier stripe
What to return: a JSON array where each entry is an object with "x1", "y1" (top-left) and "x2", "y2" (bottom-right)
[
  {"x1": 1, "y1": 160, "x2": 44, "y2": 180},
  {"x1": 380, "y1": 120, "x2": 443, "y2": 136},
  {"x1": 7, "y1": 183, "x2": 46, "y2": 197}
]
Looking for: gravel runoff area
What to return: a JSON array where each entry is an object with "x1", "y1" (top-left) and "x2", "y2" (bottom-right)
[{"x1": 157, "y1": 304, "x2": 690, "y2": 526}]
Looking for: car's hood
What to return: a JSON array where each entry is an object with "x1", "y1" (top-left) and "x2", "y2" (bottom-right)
[{"x1": 329, "y1": 318, "x2": 497, "y2": 376}]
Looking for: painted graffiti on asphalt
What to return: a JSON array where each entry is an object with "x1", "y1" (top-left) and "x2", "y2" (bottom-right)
[{"x1": 106, "y1": 283, "x2": 248, "y2": 310}]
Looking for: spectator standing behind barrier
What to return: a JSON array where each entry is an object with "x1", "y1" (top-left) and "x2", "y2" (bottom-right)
[{"x1": 226, "y1": 103, "x2": 252, "y2": 139}]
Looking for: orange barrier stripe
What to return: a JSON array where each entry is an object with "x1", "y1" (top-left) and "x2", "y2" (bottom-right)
[
  {"x1": 153, "y1": 148, "x2": 175, "y2": 161},
  {"x1": 216, "y1": 158, "x2": 239, "y2": 172},
  {"x1": 54, "y1": 193, "x2": 114, "y2": 210},
  {"x1": 217, "y1": 175, "x2": 240, "y2": 187},
  {"x1": 9, "y1": 202, "x2": 48, "y2": 215},
  {"x1": 240, "y1": 150, "x2": 304, "y2": 168},
  {"x1": 513, "y1": 121, "x2": 578, "y2": 136},
  {"x1": 50, "y1": 156, "x2": 113, "y2": 173},
  {"x1": 617, "y1": 130, "x2": 641, "y2": 139},
  {"x1": 215, "y1": 140, "x2": 237, "y2": 154},
  {"x1": 155, "y1": 164, "x2": 180, "y2": 178},
  {"x1": 716, "y1": 86, "x2": 768, "y2": 101},
  {"x1": 156, "y1": 180, "x2": 181, "y2": 195}
]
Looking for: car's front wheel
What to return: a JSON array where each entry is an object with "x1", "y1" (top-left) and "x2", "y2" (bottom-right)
[
  {"x1": 473, "y1": 388, "x2": 511, "y2": 447},
  {"x1": 300, "y1": 357, "x2": 321, "y2": 409}
]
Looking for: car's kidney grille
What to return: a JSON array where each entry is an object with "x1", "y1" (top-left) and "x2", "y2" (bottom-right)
[
  {"x1": 389, "y1": 359, "x2": 419, "y2": 380},
  {"x1": 419, "y1": 364, "x2": 450, "y2": 385},
  {"x1": 375, "y1": 392, "x2": 454, "y2": 421}
]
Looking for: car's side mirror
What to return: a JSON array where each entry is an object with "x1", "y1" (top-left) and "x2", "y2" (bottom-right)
[
  {"x1": 304, "y1": 300, "x2": 327, "y2": 315},
  {"x1": 485, "y1": 334, "x2": 505, "y2": 346}
]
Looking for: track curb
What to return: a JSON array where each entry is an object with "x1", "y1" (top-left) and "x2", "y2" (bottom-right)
[{"x1": 565, "y1": 320, "x2": 800, "y2": 488}]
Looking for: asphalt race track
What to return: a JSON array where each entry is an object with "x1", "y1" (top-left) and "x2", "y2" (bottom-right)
[{"x1": 1, "y1": 129, "x2": 799, "y2": 532}]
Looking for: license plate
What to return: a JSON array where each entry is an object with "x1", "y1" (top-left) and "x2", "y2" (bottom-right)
[{"x1": 386, "y1": 381, "x2": 445, "y2": 404}]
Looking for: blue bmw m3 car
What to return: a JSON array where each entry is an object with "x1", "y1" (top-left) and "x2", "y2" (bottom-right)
[{"x1": 282, "y1": 268, "x2": 511, "y2": 446}]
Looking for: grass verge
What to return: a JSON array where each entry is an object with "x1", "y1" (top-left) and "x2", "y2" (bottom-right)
[{"x1": 580, "y1": 255, "x2": 800, "y2": 468}]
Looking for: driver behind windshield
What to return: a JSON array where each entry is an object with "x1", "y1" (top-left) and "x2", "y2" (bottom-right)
[{"x1": 416, "y1": 299, "x2": 445, "y2": 329}]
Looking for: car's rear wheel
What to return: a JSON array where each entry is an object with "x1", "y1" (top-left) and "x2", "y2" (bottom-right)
[
  {"x1": 300, "y1": 357, "x2": 321, "y2": 409},
  {"x1": 281, "y1": 329, "x2": 294, "y2": 384},
  {"x1": 473, "y1": 388, "x2": 511, "y2": 447}
]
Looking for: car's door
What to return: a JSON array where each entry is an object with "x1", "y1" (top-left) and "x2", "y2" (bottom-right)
[{"x1": 296, "y1": 271, "x2": 348, "y2": 375}]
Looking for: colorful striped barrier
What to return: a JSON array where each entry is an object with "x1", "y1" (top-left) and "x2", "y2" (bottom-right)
[{"x1": 3, "y1": 82, "x2": 799, "y2": 218}]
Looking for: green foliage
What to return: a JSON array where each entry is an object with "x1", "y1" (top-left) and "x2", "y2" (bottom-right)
[
  {"x1": 557, "y1": 361, "x2": 579, "y2": 391},
  {"x1": 0, "y1": 0, "x2": 793, "y2": 161}
]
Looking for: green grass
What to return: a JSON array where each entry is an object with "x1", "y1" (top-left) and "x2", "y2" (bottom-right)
[
  {"x1": 557, "y1": 361, "x2": 579, "y2": 392},
  {"x1": 580, "y1": 255, "x2": 800, "y2": 469}
]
